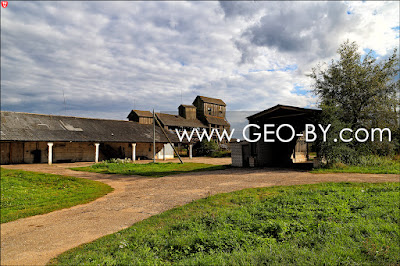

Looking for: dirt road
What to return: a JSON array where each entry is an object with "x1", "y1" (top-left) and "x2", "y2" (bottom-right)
[{"x1": 1, "y1": 159, "x2": 398, "y2": 265}]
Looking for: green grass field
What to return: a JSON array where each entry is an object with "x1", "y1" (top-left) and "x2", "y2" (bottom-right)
[
  {"x1": 51, "y1": 182, "x2": 399, "y2": 265},
  {"x1": 71, "y1": 162, "x2": 227, "y2": 177},
  {"x1": 1, "y1": 168, "x2": 113, "y2": 223},
  {"x1": 311, "y1": 156, "x2": 400, "y2": 174}
]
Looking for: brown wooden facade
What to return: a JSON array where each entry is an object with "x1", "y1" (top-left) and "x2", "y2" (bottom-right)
[{"x1": 129, "y1": 96, "x2": 230, "y2": 138}]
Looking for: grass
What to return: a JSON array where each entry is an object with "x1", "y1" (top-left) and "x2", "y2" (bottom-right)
[
  {"x1": 71, "y1": 162, "x2": 227, "y2": 177},
  {"x1": 0, "y1": 168, "x2": 113, "y2": 223},
  {"x1": 50, "y1": 182, "x2": 399, "y2": 265},
  {"x1": 311, "y1": 156, "x2": 400, "y2": 174}
]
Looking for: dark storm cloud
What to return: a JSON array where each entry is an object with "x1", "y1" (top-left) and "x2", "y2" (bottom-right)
[{"x1": 221, "y1": 1, "x2": 358, "y2": 64}]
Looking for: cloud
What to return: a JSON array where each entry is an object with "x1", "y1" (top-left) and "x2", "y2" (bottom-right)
[
  {"x1": 221, "y1": 1, "x2": 398, "y2": 66},
  {"x1": 0, "y1": 1, "x2": 398, "y2": 122}
]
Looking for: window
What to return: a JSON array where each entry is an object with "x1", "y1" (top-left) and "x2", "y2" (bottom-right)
[{"x1": 208, "y1": 107, "x2": 212, "y2": 115}]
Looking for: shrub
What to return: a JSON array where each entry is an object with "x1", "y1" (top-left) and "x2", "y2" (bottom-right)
[
  {"x1": 211, "y1": 150, "x2": 231, "y2": 158},
  {"x1": 194, "y1": 140, "x2": 220, "y2": 156}
]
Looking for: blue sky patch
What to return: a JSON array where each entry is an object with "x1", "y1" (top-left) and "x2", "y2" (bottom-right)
[
  {"x1": 292, "y1": 84, "x2": 309, "y2": 96},
  {"x1": 362, "y1": 48, "x2": 379, "y2": 60},
  {"x1": 249, "y1": 64, "x2": 298, "y2": 73},
  {"x1": 392, "y1": 26, "x2": 400, "y2": 38}
]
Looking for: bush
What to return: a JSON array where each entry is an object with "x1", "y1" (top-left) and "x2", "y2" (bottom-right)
[
  {"x1": 93, "y1": 158, "x2": 132, "y2": 168},
  {"x1": 194, "y1": 140, "x2": 220, "y2": 156},
  {"x1": 323, "y1": 155, "x2": 397, "y2": 168},
  {"x1": 211, "y1": 150, "x2": 231, "y2": 158}
]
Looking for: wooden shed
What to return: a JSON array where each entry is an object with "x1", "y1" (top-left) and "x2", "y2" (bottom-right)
[{"x1": 231, "y1": 105, "x2": 321, "y2": 167}]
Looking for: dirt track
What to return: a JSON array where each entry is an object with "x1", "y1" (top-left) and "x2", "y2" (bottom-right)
[{"x1": 1, "y1": 158, "x2": 398, "y2": 265}]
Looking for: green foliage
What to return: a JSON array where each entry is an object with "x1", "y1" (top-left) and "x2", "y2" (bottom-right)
[
  {"x1": 194, "y1": 139, "x2": 220, "y2": 156},
  {"x1": 0, "y1": 168, "x2": 112, "y2": 223},
  {"x1": 100, "y1": 158, "x2": 133, "y2": 164},
  {"x1": 72, "y1": 162, "x2": 226, "y2": 177},
  {"x1": 310, "y1": 40, "x2": 400, "y2": 163},
  {"x1": 311, "y1": 155, "x2": 400, "y2": 174},
  {"x1": 51, "y1": 182, "x2": 400, "y2": 265},
  {"x1": 211, "y1": 150, "x2": 231, "y2": 158}
]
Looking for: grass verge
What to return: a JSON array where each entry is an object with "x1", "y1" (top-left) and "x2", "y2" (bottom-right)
[
  {"x1": 71, "y1": 162, "x2": 226, "y2": 177},
  {"x1": 1, "y1": 168, "x2": 113, "y2": 223},
  {"x1": 311, "y1": 165, "x2": 400, "y2": 174},
  {"x1": 311, "y1": 156, "x2": 400, "y2": 174},
  {"x1": 50, "y1": 182, "x2": 399, "y2": 265}
]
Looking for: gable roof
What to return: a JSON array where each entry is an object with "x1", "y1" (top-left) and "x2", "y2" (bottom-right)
[
  {"x1": 1, "y1": 111, "x2": 177, "y2": 143},
  {"x1": 194, "y1": 96, "x2": 226, "y2": 106},
  {"x1": 156, "y1": 113, "x2": 207, "y2": 128},
  {"x1": 128, "y1": 110, "x2": 153, "y2": 118},
  {"x1": 179, "y1": 104, "x2": 196, "y2": 109},
  {"x1": 247, "y1": 104, "x2": 321, "y2": 121}
]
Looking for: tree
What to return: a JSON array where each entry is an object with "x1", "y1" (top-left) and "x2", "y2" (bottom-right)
[{"x1": 309, "y1": 40, "x2": 399, "y2": 163}]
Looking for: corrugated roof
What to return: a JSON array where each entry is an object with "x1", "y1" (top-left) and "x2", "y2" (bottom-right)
[
  {"x1": 156, "y1": 113, "x2": 207, "y2": 128},
  {"x1": 0, "y1": 111, "x2": 178, "y2": 143},
  {"x1": 195, "y1": 96, "x2": 226, "y2": 106},
  {"x1": 204, "y1": 115, "x2": 230, "y2": 126}
]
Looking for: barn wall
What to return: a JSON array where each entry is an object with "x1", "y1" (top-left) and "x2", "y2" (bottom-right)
[
  {"x1": 1, "y1": 142, "x2": 48, "y2": 164},
  {"x1": 53, "y1": 142, "x2": 95, "y2": 163},
  {"x1": 24, "y1": 142, "x2": 48, "y2": 163},
  {"x1": 0, "y1": 141, "x2": 166, "y2": 164},
  {"x1": 134, "y1": 143, "x2": 164, "y2": 160},
  {"x1": 99, "y1": 142, "x2": 164, "y2": 161},
  {"x1": 155, "y1": 143, "x2": 175, "y2": 159},
  {"x1": 1, "y1": 142, "x2": 10, "y2": 164}
]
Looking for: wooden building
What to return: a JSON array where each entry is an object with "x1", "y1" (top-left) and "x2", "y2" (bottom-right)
[
  {"x1": 0, "y1": 111, "x2": 178, "y2": 165},
  {"x1": 129, "y1": 95, "x2": 230, "y2": 136},
  {"x1": 231, "y1": 105, "x2": 321, "y2": 167},
  {"x1": 192, "y1": 96, "x2": 230, "y2": 133},
  {"x1": 127, "y1": 110, "x2": 153, "y2": 125}
]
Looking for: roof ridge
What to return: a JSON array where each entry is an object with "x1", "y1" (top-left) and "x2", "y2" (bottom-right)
[{"x1": 0, "y1": 110, "x2": 131, "y2": 123}]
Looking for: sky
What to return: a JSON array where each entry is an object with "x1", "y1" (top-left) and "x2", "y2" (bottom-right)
[{"x1": 1, "y1": 1, "x2": 399, "y2": 122}]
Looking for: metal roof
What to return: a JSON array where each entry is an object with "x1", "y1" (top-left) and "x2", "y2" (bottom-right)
[{"x1": 0, "y1": 111, "x2": 178, "y2": 143}]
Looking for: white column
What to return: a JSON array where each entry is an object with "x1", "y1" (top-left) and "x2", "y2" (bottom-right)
[
  {"x1": 189, "y1": 144, "x2": 193, "y2": 159},
  {"x1": 163, "y1": 144, "x2": 166, "y2": 161},
  {"x1": 132, "y1": 143, "x2": 136, "y2": 162},
  {"x1": 95, "y1": 143, "x2": 100, "y2": 163},
  {"x1": 47, "y1": 142, "x2": 53, "y2": 165}
]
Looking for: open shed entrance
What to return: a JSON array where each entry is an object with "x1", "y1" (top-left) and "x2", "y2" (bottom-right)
[{"x1": 243, "y1": 105, "x2": 321, "y2": 168}]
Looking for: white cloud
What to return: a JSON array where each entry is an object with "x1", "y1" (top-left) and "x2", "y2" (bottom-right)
[{"x1": 0, "y1": 1, "x2": 398, "y2": 120}]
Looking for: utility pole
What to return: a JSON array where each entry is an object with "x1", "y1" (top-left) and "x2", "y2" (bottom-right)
[
  {"x1": 62, "y1": 89, "x2": 67, "y2": 115},
  {"x1": 154, "y1": 114, "x2": 183, "y2": 164},
  {"x1": 153, "y1": 109, "x2": 156, "y2": 163}
]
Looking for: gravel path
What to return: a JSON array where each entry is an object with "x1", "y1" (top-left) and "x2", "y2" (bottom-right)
[{"x1": 1, "y1": 159, "x2": 398, "y2": 265}]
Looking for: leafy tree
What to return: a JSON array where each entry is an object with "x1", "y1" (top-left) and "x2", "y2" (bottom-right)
[{"x1": 309, "y1": 40, "x2": 399, "y2": 164}]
